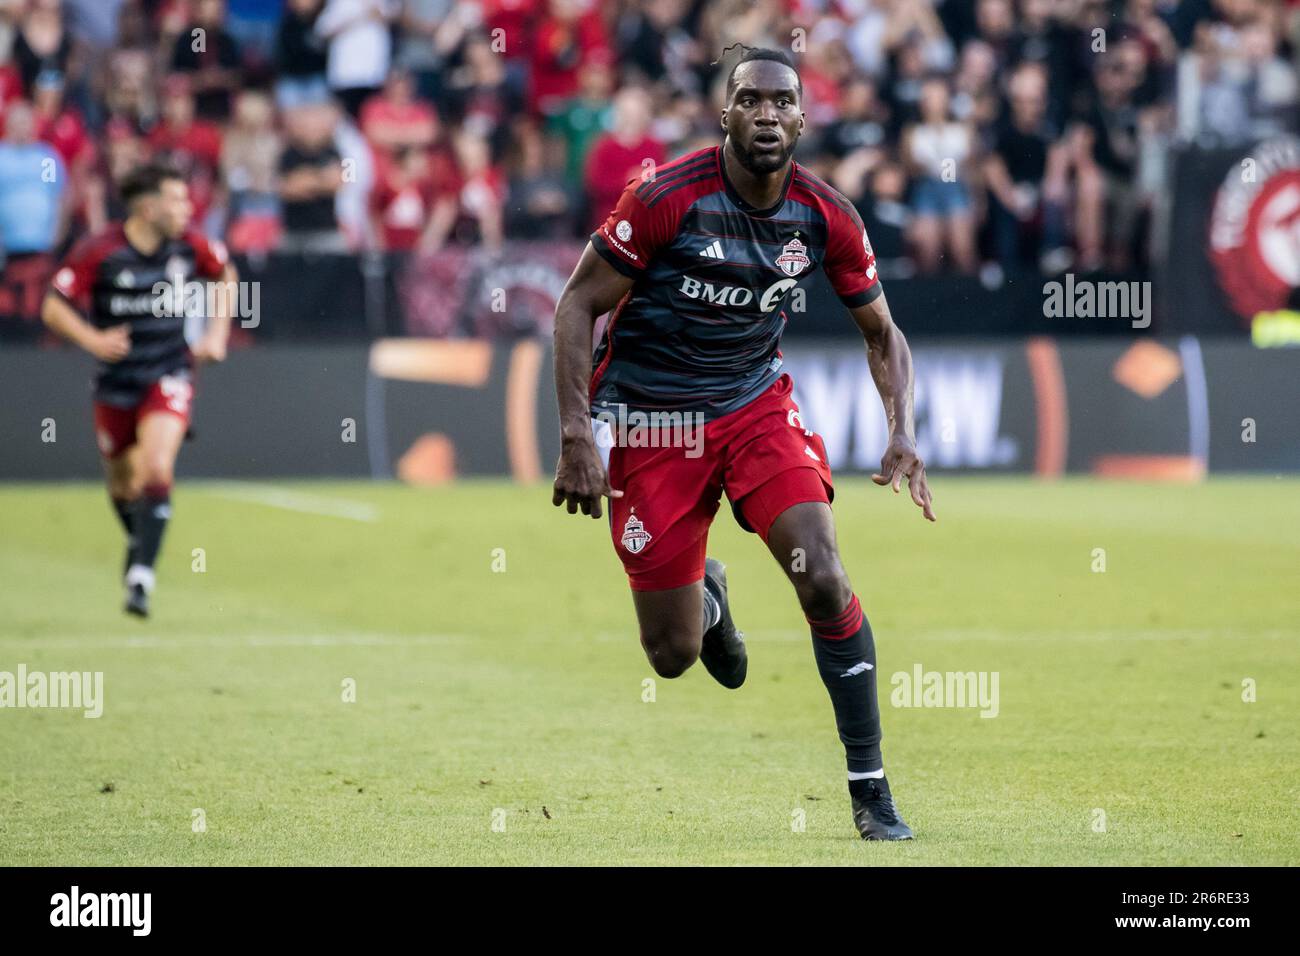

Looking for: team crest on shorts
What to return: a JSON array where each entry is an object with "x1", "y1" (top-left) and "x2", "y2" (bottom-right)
[
  {"x1": 776, "y1": 236, "x2": 811, "y2": 276},
  {"x1": 621, "y1": 509, "x2": 652, "y2": 554}
]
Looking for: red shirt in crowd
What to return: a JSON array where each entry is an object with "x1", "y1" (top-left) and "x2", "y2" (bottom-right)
[
  {"x1": 371, "y1": 149, "x2": 462, "y2": 250},
  {"x1": 530, "y1": 8, "x2": 610, "y2": 115},
  {"x1": 584, "y1": 133, "x2": 666, "y2": 231},
  {"x1": 147, "y1": 119, "x2": 223, "y2": 220}
]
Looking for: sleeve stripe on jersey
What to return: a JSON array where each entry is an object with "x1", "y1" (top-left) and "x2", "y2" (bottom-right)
[
  {"x1": 838, "y1": 282, "x2": 883, "y2": 309},
  {"x1": 590, "y1": 232, "x2": 644, "y2": 278},
  {"x1": 634, "y1": 153, "x2": 714, "y2": 201}
]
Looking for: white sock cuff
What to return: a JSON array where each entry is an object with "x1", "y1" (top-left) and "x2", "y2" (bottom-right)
[
  {"x1": 125, "y1": 564, "x2": 156, "y2": 593},
  {"x1": 847, "y1": 769, "x2": 886, "y2": 781}
]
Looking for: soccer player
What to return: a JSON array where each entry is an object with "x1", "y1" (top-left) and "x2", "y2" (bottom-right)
[
  {"x1": 551, "y1": 48, "x2": 935, "y2": 840},
  {"x1": 41, "y1": 162, "x2": 235, "y2": 618}
]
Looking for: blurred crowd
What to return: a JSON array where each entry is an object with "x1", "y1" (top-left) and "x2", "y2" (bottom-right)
[{"x1": 1, "y1": 0, "x2": 1298, "y2": 290}]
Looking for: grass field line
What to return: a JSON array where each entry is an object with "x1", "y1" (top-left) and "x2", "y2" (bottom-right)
[
  {"x1": 0, "y1": 632, "x2": 473, "y2": 649},
  {"x1": 3, "y1": 627, "x2": 1288, "y2": 651},
  {"x1": 189, "y1": 481, "x2": 381, "y2": 522}
]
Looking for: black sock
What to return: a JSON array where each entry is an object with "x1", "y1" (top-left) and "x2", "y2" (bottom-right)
[
  {"x1": 132, "y1": 484, "x2": 172, "y2": 570},
  {"x1": 808, "y1": 594, "x2": 883, "y2": 777},
  {"x1": 112, "y1": 496, "x2": 140, "y2": 572},
  {"x1": 110, "y1": 496, "x2": 135, "y2": 536}
]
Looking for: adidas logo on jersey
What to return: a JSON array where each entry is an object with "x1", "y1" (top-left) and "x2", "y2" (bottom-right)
[{"x1": 698, "y1": 240, "x2": 725, "y2": 260}]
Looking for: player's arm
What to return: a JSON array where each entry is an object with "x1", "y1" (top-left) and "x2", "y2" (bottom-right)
[
  {"x1": 551, "y1": 243, "x2": 634, "y2": 519},
  {"x1": 41, "y1": 246, "x2": 130, "y2": 363},
  {"x1": 192, "y1": 261, "x2": 238, "y2": 364},
  {"x1": 190, "y1": 233, "x2": 236, "y2": 364},
  {"x1": 40, "y1": 289, "x2": 130, "y2": 363},
  {"x1": 849, "y1": 293, "x2": 935, "y2": 521}
]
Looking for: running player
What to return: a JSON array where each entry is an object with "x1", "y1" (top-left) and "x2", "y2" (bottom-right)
[
  {"x1": 41, "y1": 162, "x2": 235, "y2": 618},
  {"x1": 551, "y1": 48, "x2": 935, "y2": 840}
]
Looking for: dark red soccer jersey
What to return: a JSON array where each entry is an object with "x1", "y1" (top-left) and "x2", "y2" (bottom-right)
[
  {"x1": 588, "y1": 145, "x2": 881, "y2": 418},
  {"x1": 51, "y1": 224, "x2": 228, "y2": 405}
]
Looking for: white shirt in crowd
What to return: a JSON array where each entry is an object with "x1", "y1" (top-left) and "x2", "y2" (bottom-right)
[{"x1": 316, "y1": 0, "x2": 395, "y2": 91}]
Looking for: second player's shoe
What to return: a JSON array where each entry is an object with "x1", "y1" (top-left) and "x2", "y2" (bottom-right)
[
  {"x1": 851, "y1": 777, "x2": 914, "y2": 840},
  {"x1": 700, "y1": 557, "x2": 747, "y2": 689},
  {"x1": 124, "y1": 582, "x2": 150, "y2": 618}
]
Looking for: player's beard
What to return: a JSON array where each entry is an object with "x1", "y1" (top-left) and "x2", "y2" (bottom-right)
[{"x1": 731, "y1": 132, "x2": 797, "y2": 176}]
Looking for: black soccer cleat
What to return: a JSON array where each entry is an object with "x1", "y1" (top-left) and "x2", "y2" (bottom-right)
[
  {"x1": 700, "y1": 557, "x2": 747, "y2": 689},
  {"x1": 851, "y1": 777, "x2": 914, "y2": 841},
  {"x1": 124, "y1": 583, "x2": 150, "y2": 619}
]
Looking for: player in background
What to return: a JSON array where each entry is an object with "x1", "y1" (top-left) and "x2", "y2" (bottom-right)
[
  {"x1": 551, "y1": 48, "x2": 934, "y2": 840},
  {"x1": 41, "y1": 162, "x2": 235, "y2": 618}
]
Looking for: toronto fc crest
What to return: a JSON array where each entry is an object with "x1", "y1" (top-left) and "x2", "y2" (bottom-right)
[
  {"x1": 775, "y1": 236, "x2": 811, "y2": 276},
  {"x1": 621, "y1": 510, "x2": 652, "y2": 554}
]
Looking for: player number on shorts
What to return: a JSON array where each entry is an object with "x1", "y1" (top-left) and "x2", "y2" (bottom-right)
[{"x1": 159, "y1": 375, "x2": 193, "y2": 415}]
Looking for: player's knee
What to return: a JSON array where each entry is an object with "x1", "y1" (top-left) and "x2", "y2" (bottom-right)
[
  {"x1": 639, "y1": 628, "x2": 700, "y2": 679},
  {"x1": 796, "y1": 562, "x2": 853, "y2": 622},
  {"x1": 138, "y1": 455, "x2": 174, "y2": 490},
  {"x1": 108, "y1": 477, "x2": 138, "y2": 500}
]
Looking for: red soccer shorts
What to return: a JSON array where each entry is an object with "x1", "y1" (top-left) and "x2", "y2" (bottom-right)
[
  {"x1": 93, "y1": 374, "x2": 194, "y2": 460},
  {"x1": 603, "y1": 373, "x2": 833, "y2": 591}
]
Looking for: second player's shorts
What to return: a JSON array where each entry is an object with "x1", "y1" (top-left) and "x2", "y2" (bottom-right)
[
  {"x1": 93, "y1": 373, "x2": 195, "y2": 460},
  {"x1": 600, "y1": 373, "x2": 833, "y2": 591}
]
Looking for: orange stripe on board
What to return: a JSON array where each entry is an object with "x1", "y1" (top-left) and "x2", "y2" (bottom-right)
[
  {"x1": 1092, "y1": 455, "x2": 1206, "y2": 481},
  {"x1": 369, "y1": 339, "x2": 493, "y2": 386},
  {"x1": 1025, "y1": 338, "x2": 1068, "y2": 478},
  {"x1": 505, "y1": 340, "x2": 544, "y2": 483}
]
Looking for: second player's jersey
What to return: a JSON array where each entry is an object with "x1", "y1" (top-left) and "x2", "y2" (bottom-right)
[
  {"x1": 589, "y1": 145, "x2": 882, "y2": 419},
  {"x1": 51, "y1": 224, "x2": 228, "y2": 405}
]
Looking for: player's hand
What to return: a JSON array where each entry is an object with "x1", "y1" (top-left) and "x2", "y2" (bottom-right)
[
  {"x1": 872, "y1": 434, "x2": 936, "y2": 522},
  {"x1": 552, "y1": 437, "x2": 622, "y2": 519},
  {"x1": 89, "y1": 324, "x2": 131, "y2": 363},
  {"x1": 191, "y1": 335, "x2": 227, "y2": 364}
]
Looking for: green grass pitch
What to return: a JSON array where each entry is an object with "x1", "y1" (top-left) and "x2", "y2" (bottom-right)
[{"x1": 0, "y1": 477, "x2": 1296, "y2": 865}]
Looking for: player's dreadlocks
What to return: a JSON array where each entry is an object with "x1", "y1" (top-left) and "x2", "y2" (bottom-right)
[{"x1": 713, "y1": 43, "x2": 802, "y2": 101}]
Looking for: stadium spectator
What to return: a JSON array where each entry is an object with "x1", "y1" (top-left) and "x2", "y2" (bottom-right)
[
  {"x1": 419, "y1": 128, "x2": 504, "y2": 252},
  {"x1": 505, "y1": 116, "x2": 573, "y2": 239},
  {"x1": 82, "y1": 117, "x2": 148, "y2": 232},
  {"x1": 360, "y1": 66, "x2": 438, "y2": 166},
  {"x1": 274, "y1": 0, "x2": 331, "y2": 111},
  {"x1": 901, "y1": 76, "x2": 977, "y2": 274},
  {"x1": 101, "y1": 46, "x2": 157, "y2": 132},
  {"x1": 583, "y1": 85, "x2": 664, "y2": 232},
  {"x1": 168, "y1": 0, "x2": 243, "y2": 121},
  {"x1": 221, "y1": 89, "x2": 283, "y2": 253},
  {"x1": 983, "y1": 62, "x2": 1070, "y2": 274},
  {"x1": 439, "y1": 28, "x2": 525, "y2": 155},
  {"x1": 277, "y1": 99, "x2": 345, "y2": 252},
  {"x1": 147, "y1": 73, "x2": 224, "y2": 227},
  {"x1": 368, "y1": 142, "x2": 445, "y2": 251},
  {"x1": 394, "y1": 0, "x2": 460, "y2": 103},
  {"x1": 11, "y1": 0, "x2": 79, "y2": 95},
  {"x1": 0, "y1": 100, "x2": 66, "y2": 258},
  {"x1": 530, "y1": 0, "x2": 611, "y2": 117},
  {"x1": 30, "y1": 67, "x2": 91, "y2": 172},
  {"x1": 546, "y1": 48, "x2": 614, "y2": 185},
  {"x1": 28, "y1": 68, "x2": 92, "y2": 232},
  {"x1": 316, "y1": 0, "x2": 395, "y2": 118},
  {"x1": 1072, "y1": 50, "x2": 1147, "y2": 271}
]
